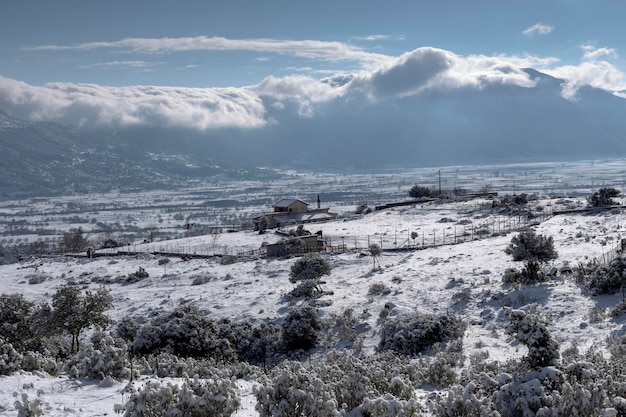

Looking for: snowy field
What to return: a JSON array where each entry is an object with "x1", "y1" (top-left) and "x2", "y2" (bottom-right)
[{"x1": 1, "y1": 160, "x2": 626, "y2": 416}]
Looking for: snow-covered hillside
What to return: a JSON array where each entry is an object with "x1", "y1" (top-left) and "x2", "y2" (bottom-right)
[{"x1": 1, "y1": 196, "x2": 625, "y2": 416}]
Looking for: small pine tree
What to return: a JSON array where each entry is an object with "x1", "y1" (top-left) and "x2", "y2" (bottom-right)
[
  {"x1": 408, "y1": 185, "x2": 433, "y2": 199},
  {"x1": 504, "y1": 229, "x2": 557, "y2": 283},
  {"x1": 289, "y1": 254, "x2": 331, "y2": 294},
  {"x1": 588, "y1": 187, "x2": 621, "y2": 207}
]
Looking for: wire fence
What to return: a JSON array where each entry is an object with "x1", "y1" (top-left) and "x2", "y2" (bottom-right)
[
  {"x1": 87, "y1": 207, "x2": 553, "y2": 259},
  {"x1": 321, "y1": 213, "x2": 549, "y2": 253}
]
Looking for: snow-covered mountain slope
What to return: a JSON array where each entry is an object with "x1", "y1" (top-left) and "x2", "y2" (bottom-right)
[{"x1": 1, "y1": 196, "x2": 624, "y2": 416}]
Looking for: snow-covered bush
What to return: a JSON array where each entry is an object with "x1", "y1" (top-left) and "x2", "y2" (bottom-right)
[
  {"x1": 584, "y1": 257, "x2": 626, "y2": 296},
  {"x1": 117, "y1": 375, "x2": 240, "y2": 417},
  {"x1": 285, "y1": 280, "x2": 321, "y2": 299},
  {"x1": 504, "y1": 306, "x2": 559, "y2": 368},
  {"x1": 328, "y1": 308, "x2": 361, "y2": 349},
  {"x1": 504, "y1": 230, "x2": 557, "y2": 284},
  {"x1": 378, "y1": 312, "x2": 466, "y2": 356},
  {"x1": 63, "y1": 331, "x2": 131, "y2": 380},
  {"x1": 132, "y1": 306, "x2": 283, "y2": 366},
  {"x1": 369, "y1": 282, "x2": 391, "y2": 296},
  {"x1": 21, "y1": 351, "x2": 59, "y2": 375},
  {"x1": 255, "y1": 360, "x2": 341, "y2": 417},
  {"x1": 289, "y1": 254, "x2": 331, "y2": 283},
  {"x1": 132, "y1": 305, "x2": 237, "y2": 361},
  {"x1": 419, "y1": 353, "x2": 459, "y2": 388},
  {"x1": 115, "y1": 317, "x2": 140, "y2": 343},
  {"x1": 281, "y1": 305, "x2": 323, "y2": 351},
  {"x1": 125, "y1": 266, "x2": 149, "y2": 283},
  {"x1": 216, "y1": 320, "x2": 283, "y2": 368},
  {"x1": 318, "y1": 350, "x2": 418, "y2": 409},
  {"x1": 0, "y1": 293, "x2": 37, "y2": 352},
  {"x1": 256, "y1": 350, "x2": 423, "y2": 416},
  {"x1": 359, "y1": 394, "x2": 423, "y2": 417},
  {"x1": 0, "y1": 340, "x2": 23, "y2": 375},
  {"x1": 14, "y1": 391, "x2": 44, "y2": 417}
]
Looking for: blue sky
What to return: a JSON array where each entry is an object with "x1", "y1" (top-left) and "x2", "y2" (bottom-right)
[{"x1": 0, "y1": 0, "x2": 625, "y2": 131}]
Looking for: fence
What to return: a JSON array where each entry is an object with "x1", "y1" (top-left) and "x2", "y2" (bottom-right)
[
  {"x1": 321, "y1": 214, "x2": 547, "y2": 253},
  {"x1": 86, "y1": 206, "x2": 553, "y2": 259}
]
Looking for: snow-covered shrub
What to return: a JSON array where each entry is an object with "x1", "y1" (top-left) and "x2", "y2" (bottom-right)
[
  {"x1": 132, "y1": 306, "x2": 281, "y2": 366},
  {"x1": 0, "y1": 340, "x2": 23, "y2": 375},
  {"x1": 131, "y1": 305, "x2": 237, "y2": 361},
  {"x1": 369, "y1": 282, "x2": 391, "y2": 296},
  {"x1": 588, "y1": 187, "x2": 621, "y2": 207},
  {"x1": 0, "y1": 293, "x2": 37, "y2": 352},
  {"x1": 216, "y1": 320, "x2": 283, "y2": 368},
  {"x1": 63, "y1": 332, "x2": 131, "y2": 380},
  {"x1": 289, "y1": 254, "x2": 331, "y2": 283},
  {"x1": 126, "y1": 266, "x2": 149, "y2": 283},
  {"x1": 378, "y1": 312, "x2": 466, "y2": 356},
  {"x1": 14, "y1": 391, "x2": 43, "y2": 417},
  {"x1": 504, "y1": 306, "x2": 559, "y2": 368},
  {"x1": 118, "y1": 375, "x2": 240, "y2": 417},
  {"x1": 493, "y1": 367, "x2": 564, "y2": 416},
  {"x1": 502, "y1": 266, "x2": 549, "y2": 286},
  {"x1": 255, "y1": 351, "x2": 424, "y2": 416},
  {"x1": 115, "y1": 317, "x2": 140, "y2": 343},
  {"x1": 504, "y1": 230, "x2": 557, "y2": 284},
  {"x1": 328, "y1": 308, "x2": 361, "y2": 349},
  {"x1": 610, "y1": 300, "x2": 626, "y2": 317},
  {"x1": 586, "y1": 257, "x2": 626, "y2": 295},
  {"x1": 255, "y1": 360, "x2": 341, "y2": 417},
  {"x1": 419, "y1": 354, "x2": 459, "y2": 388},
  {"x1": 281, "y1": 305, "x2": 323, "y2": 351},
  {"x1": 191, "y1": 275, "x2": 211, "y2": 285},
  {"x1": 285, "y1": 280, "x2": 321, "y2": 299},
  {"x1": 360, "y1": 394, "x2": 423, "y2": 417},
  {"x1": 314, "y1": 350, "x2": 419, "y2": 411},
  {"x1": 21, "y1": 351, "x2": 59, "y2": 375}
]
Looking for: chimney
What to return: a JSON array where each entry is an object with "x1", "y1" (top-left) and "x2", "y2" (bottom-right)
[{"x1": 317, "y1": 194, "x2": 321, "y2": 209}]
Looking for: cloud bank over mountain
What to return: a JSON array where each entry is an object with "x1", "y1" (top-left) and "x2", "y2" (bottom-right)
[
  {"x1": 1, "y1": 45, "x2": 626, "y2": 169},
  {"x1": 1, "y1": 46, "x2": 623, "y2": 131}
]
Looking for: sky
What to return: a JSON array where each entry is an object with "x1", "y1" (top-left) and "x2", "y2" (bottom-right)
[{"x1": 0, "y1": 0, "x2": 625, "y2": 132}]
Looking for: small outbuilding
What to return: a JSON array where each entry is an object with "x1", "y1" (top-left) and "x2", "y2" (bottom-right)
[{"x1": 252, "y1": 196, "x2": 337, "y2": 231}]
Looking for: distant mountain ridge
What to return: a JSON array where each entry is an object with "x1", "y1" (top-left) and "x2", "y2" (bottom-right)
[
  {"x1": 1, "y1": 68, "x2": 625, "y2": 197},
  {"x1": 0, "y1": 112, "x2": 268, "y2": 197}
]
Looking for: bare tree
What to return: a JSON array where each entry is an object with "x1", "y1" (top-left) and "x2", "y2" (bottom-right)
[
  {"x1": 58, "y1": 227, "x2": 90, "y2": 253},
  {"x1": 209, "y1": 227, "x2": 222, "y2": 255},
  {"x1": 369, "y1": 243, "x2": 382, "y2": 270},
  {"x1": 146, "y1": 224, "x2": 158, "y2": 243}
]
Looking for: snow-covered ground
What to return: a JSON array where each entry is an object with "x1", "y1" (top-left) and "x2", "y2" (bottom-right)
[{"x1": 1, "y1": 192, "x2": 625, "y2": 416}]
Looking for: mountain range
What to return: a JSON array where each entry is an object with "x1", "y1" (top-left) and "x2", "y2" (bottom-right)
[{"x1": 1, "y1": 69, "x2": 625, "y2": 197}]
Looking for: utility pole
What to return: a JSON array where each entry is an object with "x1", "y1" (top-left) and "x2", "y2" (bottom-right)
[{"x1": 438, "y1": 169, "x2": 442, "y2": 196}]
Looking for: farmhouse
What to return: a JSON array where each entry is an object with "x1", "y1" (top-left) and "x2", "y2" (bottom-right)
[{"x1": 252, "y1": 196, "x2": 337, "y2": 231}]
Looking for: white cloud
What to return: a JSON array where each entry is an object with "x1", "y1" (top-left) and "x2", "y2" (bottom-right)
[
  {"x1": 522, "y1": 23, "x2": 554, "y2": 36},
  {"x1": 352, "y1": 35, "x2": 402, "y2": 41},
  {"x1": 0, "y1": 76, "x2": 267, "y2": 130},
  {"x1": 78, "y1": 61, "x2": 160, "y2": 69},
  {"x1": 543, "y1": 44, "x2": 626, "y2": 99},
  {"x1": 2, "y1": 44, "x2": 625, "y2": 131},
  {"x1": 348, "y1": 47, "x2": 537, "y2": 99},
  {"x1": 252, "y1": 75, "x2": 342, "y2": 117},
  {"x1": 27, "y1": 36, "x2": 392, "y2": 68},
  {"x1": 581, "y1": 44, "x2": 617, "y2": 61}
]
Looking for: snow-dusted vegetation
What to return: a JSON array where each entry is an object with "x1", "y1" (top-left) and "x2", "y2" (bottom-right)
[{"x1": 1, "y1": 163, "x2": 626, "y2": 416}]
